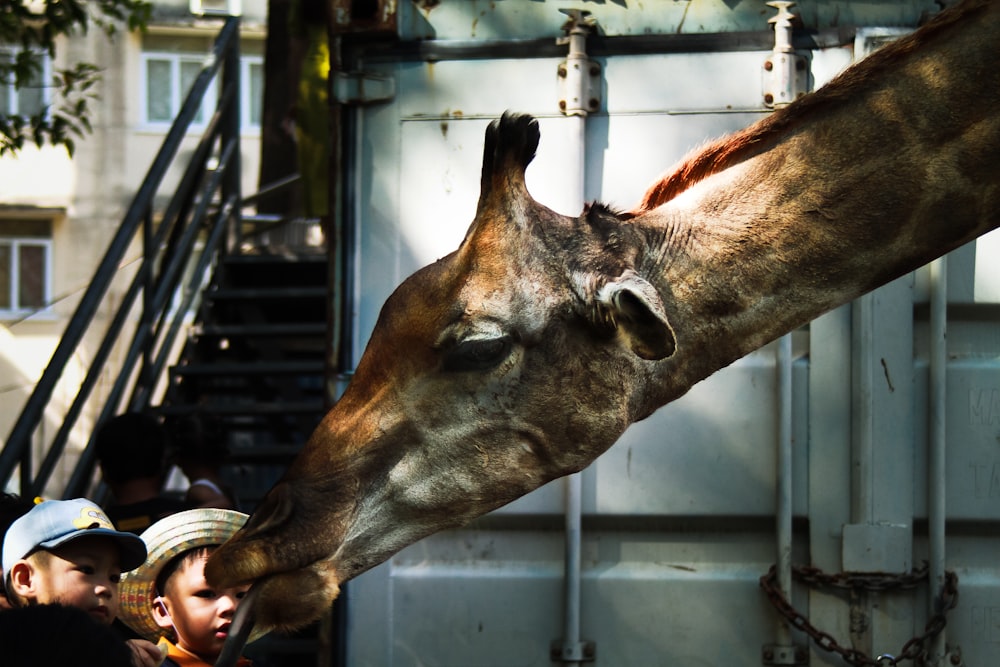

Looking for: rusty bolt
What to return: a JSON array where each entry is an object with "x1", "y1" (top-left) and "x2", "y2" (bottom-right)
[
  {"x1": 764, "y1": 60, "x2": 773, "y2": 71},
  {"x1": 558, "y1": 65, "x2": 567, "y2": 78},
  {"x1": 588, "y1": 98, "x2": 599, "y2": 110},
  {"x1": 558, "y1": 100, "x2": 567, "y2": 111},
  {"x1": 764, "y1": 93, "x2": 774, "y2": 105}
]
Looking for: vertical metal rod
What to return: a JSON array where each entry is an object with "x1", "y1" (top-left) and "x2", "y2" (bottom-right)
[
  {"x1": 776, "y1": 333, "x2": 794, "y2": 649},
  {"x1": 851, "y1": 293, "x2": 875, "y2": 526},
  {"x1": 848, "y1": 291, "x2": 876, "y2": 656},
  {"x1": 558, "y1": 10, "x2": 593, "y2": 662},
  {"x1": 326, "y1": 33, "x2": 345, "y2": 409},
  {"x1": 562, "y1": 105, "x2": 586, "y2": 667},
  {"x1": 564, "y1": 471, "x2": 583, "y2": 657},
  {"x1": 766, "y1": 3, "x2": 801, "y2": 651},
  {"x1": 927, "y1": 257, "x2": 948, "y2": 666}
]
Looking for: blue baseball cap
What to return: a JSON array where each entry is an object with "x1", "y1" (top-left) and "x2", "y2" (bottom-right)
[{"x1": 2, "y1": 498, "x2": 147, "y2": 575}]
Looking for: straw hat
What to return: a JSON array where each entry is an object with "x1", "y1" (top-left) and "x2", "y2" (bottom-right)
[{"x1": 118, "y1": 508, "x2": 263, "y2": 643}]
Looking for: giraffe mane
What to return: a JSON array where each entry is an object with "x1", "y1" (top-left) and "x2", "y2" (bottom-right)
[{"x1": 630, "y1": 0, "x2": 989, "y2": 214}]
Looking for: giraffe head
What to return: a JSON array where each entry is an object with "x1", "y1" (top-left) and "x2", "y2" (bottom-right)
[
  {"x1": 205, "y1": 113, "x2": 676, "y2": 633},
  {"x1": 204, "y1": 0, "x2": 1000, "y2": 649}
]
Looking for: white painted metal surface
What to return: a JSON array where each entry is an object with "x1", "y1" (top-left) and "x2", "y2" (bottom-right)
[{"x1": 338, "y1": 2, "x2": 1000, "y2": 665}]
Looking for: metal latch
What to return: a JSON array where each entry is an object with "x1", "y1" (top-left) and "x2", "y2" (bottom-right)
[
  {"x1": 333, "y1": 71, "x2": 395, "y2": 105},
  {"x1": 762, "y1": 2, "x2": 809, "y2": 108}
]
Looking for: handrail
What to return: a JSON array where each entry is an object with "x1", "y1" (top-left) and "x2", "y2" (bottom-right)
[
  {"x1": 0, "y1": 17, "x2": 243, "y2": 497},
  {"x1": 241, "y1": 173, "x2": 301, "y2": 207}
]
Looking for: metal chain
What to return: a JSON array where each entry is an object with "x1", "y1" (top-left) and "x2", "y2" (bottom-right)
[{"x1": 760, "y1": 563, "x2": 959, "y2": 667}]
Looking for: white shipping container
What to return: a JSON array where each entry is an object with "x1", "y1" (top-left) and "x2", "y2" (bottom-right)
[{"x1": 333, "y1": 2, "x2": 1000, "y2": 665}]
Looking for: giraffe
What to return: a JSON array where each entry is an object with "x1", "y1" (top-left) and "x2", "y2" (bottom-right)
[{"x1": 207, "y1": 0, "x2": 1000, "y2": 645}]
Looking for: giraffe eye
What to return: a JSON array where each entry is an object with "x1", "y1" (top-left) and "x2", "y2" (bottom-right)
[{"x1": 443, "y1": 336, "x2": 512, "y2": 372}]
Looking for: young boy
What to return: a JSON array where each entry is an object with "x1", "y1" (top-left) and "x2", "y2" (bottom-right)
[
  {"x1": 118, "y1": 508, "x2": 257, "y2": 667},
  {"x1": 2, "y1": 497, "x2": 166, "y2": 666}
]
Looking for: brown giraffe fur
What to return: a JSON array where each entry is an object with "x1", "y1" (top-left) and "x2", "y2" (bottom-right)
[
  {"x1": 632, "y1": 0, "x2": 991, "y2": 214},
  {"x1": 207, "y1": 0, "x2": 1000, "y2": 642}
]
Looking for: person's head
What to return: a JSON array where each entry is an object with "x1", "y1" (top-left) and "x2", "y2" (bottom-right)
[
  {"x1": 0, "y1": 603, "x2": 135, "y2": 667},
  {"x1": 155, "y1": 545, "x2": 249, "y2": 659},
  {"x1": 118, "y1": 508, "x2": 257, "y2": 662},
  {"x1": 0, "y1": 493, "x2": 36, "y2": 611},
  {"x1": 1, "y1": 498, "x2": 146, "y2": 624},
  {"x1": 94, "y1": 412, "x2": 171, "y2": 489}
]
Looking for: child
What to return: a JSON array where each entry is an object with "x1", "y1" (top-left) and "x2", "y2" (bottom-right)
[
  {"x1": 118, "y1": 508, "x2": 258, "y2": 667},
  {"x1": 2, "y1": 497, "x2": 166, "y2": 666}
]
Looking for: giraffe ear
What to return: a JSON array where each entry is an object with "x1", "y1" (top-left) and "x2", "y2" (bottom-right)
[{"x1": 584, "y1": 270, "x2": 676, "y2": 361}]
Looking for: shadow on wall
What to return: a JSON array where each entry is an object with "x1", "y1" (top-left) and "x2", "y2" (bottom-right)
[{"x1": 0, "y1": 321, "x2": 104, "y2": 497}]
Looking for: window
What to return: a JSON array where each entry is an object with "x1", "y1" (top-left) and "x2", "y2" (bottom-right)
[
  {"x1": 0, "y1": 48, "x2": 51, "y2": 117},
  {"x1": 142, "y1": 52, "x2": 215, "y2": 126},
  {"x1": 243, "y1": 56, "x2": 263, "y2": 128},
  {"x1": 141, "y1": 45, "x2": 263, "y2": 132},
  {"x1": 0, "y1": 220, "x2": 52, "y2": 317}
]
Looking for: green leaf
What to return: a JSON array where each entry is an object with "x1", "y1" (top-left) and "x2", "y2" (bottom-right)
[{"x1": 0, "y1": 0, "x2": 151, "y2": 156}]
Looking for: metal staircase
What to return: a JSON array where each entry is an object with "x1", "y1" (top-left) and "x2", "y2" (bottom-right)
[
  {"x1": 160, "y1": 248, "x2": 329, "y2": 508},
  {"x1": 0, "y1": 16, "x2": 339, "y2": 666}
]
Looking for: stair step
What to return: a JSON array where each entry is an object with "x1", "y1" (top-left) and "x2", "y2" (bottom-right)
[
  {"x1": 206, "y1": 286, "x2": 326, "y2": 300},
  {"x1": 222, "y1": 252, "x2": 326, "y2": 265},
  {"x1": 171, "y1": 361, "x2": 325, "y2": 376},
  {"x1": 227, "y1": 445, "x2": 305, "y2": 464},
  {"x1": 154, "y1": 248, "x2": 332, "y2": 548},
  {"x1": 197, "y1": 323, "x2": 326, "y2": 337},
  {"x1": 218, "y1": 254, "x2": 327, "y2": 289},
  {"x1": 157, "y1": 401, "x2": 324, "y2": 416}
]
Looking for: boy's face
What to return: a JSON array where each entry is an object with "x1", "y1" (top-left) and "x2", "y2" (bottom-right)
[
  {"x1": 154, "y1": 551, "x2": 250, "y2": 660},
  {"x1": 18, "y1": 536, "x2": 123, "y2": 624}
]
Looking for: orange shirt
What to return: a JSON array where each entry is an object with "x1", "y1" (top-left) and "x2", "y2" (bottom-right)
[{"x1": 161, "y1": 638, "x2": 251, "y2": 667}]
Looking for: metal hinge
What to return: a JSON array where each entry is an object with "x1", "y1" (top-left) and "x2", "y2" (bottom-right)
[
  {"x1": 333, "y1": 71, "x2": 395, "y2": 105},
  {"x1": 762, "y1": 644, "x2": 808, "y2": 666},
  {"x1": 762, "y1": 2, "x2": 809, "y2": 108},
  {"x1": 556, "y1": 9, "x2": 601, "y2": 116},
  {"x1": 550, "y1": 639, "x2": 596, "y2": 663}
]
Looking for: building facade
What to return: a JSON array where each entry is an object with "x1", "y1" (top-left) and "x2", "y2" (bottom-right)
[{"x1": 0, "y1": 0, "x2": 266, "y2": 494}]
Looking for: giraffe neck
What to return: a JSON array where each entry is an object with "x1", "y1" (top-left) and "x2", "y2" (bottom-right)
[{"x1": 630, "y1": 1, "x2": 1000, "y2": 411}]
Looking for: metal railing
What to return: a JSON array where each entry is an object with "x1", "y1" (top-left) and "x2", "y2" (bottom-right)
[{"x1": 0, "y1": 17, "x2": 243, "y2": 499}]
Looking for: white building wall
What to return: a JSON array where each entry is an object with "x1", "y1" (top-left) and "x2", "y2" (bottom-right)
[{"x1": 0, "y1": 0, "x2": 268, "y2": 495}]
